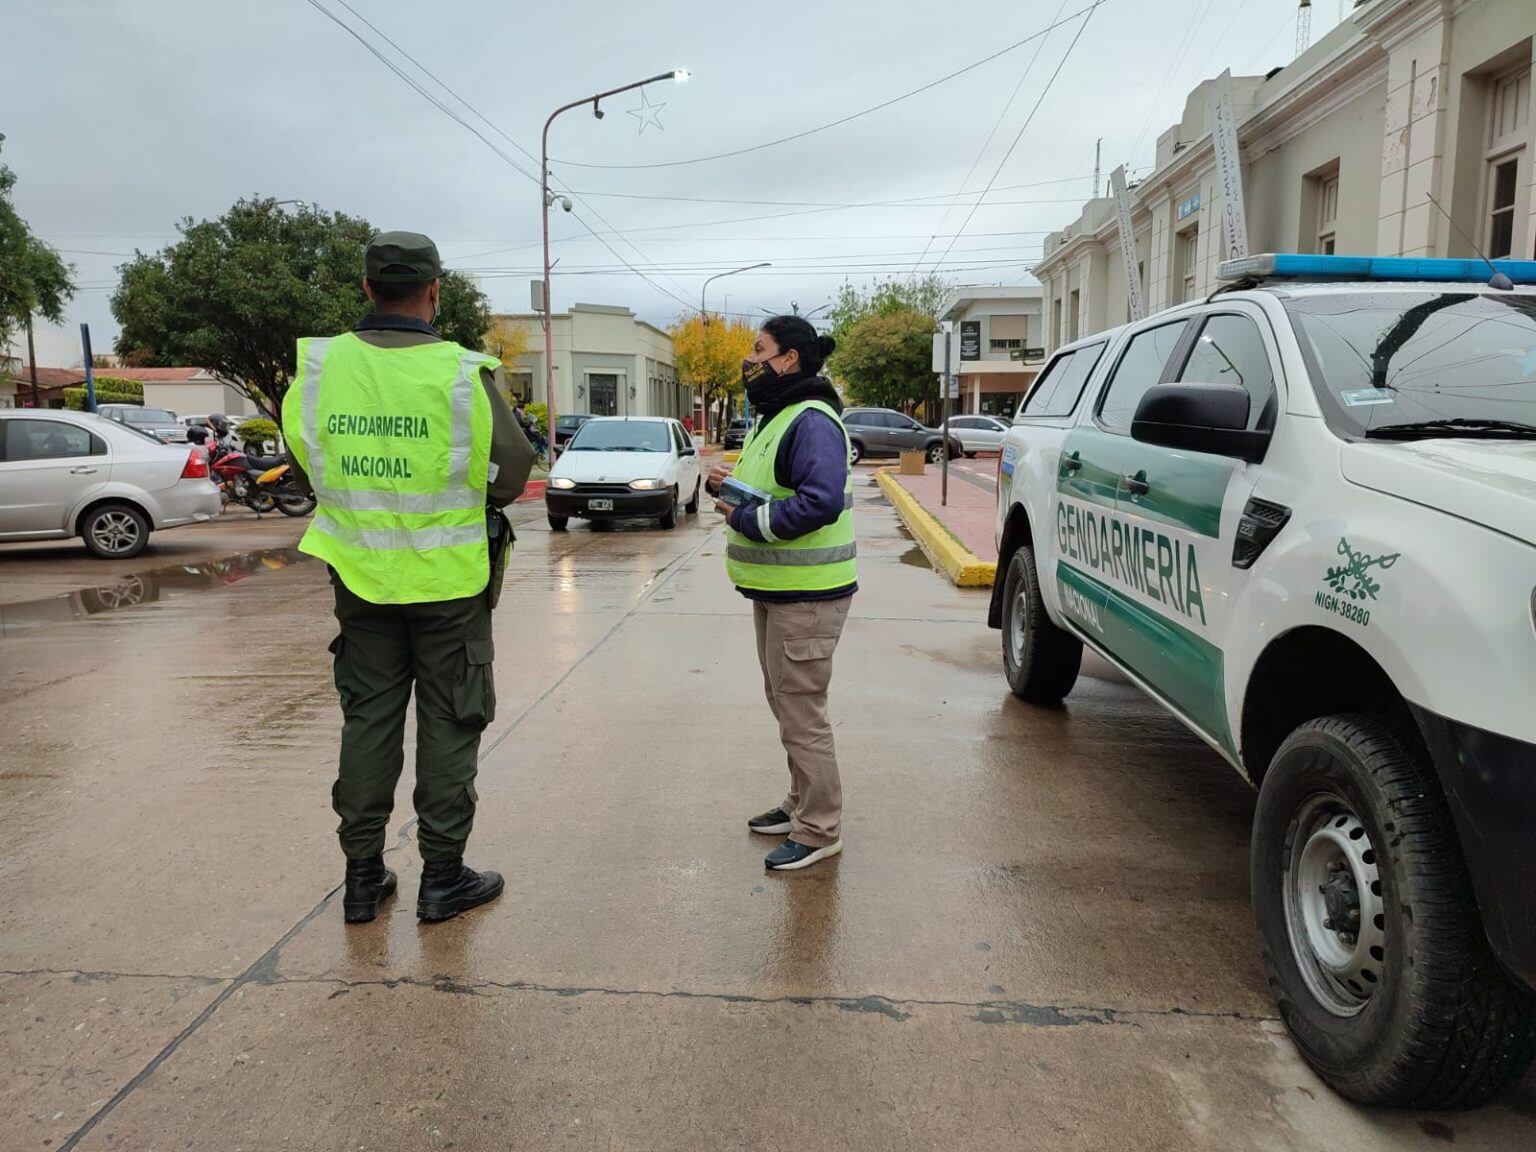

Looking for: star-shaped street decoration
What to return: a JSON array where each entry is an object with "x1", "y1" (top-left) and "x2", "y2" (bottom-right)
[{"x1": 627, "y1": 87, "x2": 666, "y2": 135}]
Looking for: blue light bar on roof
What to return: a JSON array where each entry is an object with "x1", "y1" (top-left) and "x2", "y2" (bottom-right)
[{"x1": 1216, "y1": 252, "x2": 1536, "y2": 284}]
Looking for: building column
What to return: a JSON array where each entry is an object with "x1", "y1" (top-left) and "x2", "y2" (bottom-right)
[
  {"x1": 1373, "y1": 7, "x2": 1451, "y2": 257},
  {"x1": 1145, "y1": 191, "x2": 1173, "y2": 314},
  {"x1": 971, "y1": 375, "x2": 981, "y2": 415}
]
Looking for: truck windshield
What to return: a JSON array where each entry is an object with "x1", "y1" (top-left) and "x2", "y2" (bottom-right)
[{"x1": 1285, "y1": 291, "x2": 1536, "y2": 438}]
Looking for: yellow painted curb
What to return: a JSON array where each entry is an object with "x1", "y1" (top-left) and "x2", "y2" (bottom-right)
[{"x1": 876, "y1": 469, "x2": 996, "y2": 588}]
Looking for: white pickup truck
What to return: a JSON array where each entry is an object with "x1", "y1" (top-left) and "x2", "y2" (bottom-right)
[{"x1": 989, "y1": 254, "x2": 1536, "y2": 1108}]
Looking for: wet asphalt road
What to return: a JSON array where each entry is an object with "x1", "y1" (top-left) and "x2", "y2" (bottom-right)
[{"x1": 1, "y1": 479, "x2": 1531, "y2": 1151}]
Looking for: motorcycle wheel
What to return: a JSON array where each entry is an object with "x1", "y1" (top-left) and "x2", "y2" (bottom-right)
[{"x1": 276, "y1": 494, "x2": 316, "y2": 517}]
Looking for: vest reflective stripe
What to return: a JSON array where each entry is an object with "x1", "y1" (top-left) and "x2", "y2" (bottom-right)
[
  {"x1": 310, "y1": 514, "x2": 486, "y2": 552},
  {"x1": 726, "y1": 541, "x2": 858, "y2": 566},
  {"x1": 282, "y1": 332, "x2": 496, "y2": 605},
  {"x1": 724, "y1": 399, "x2": 857, "y2": 593},
  {"x1": 298, "y1": 339, "x2": 484, "y2": 514}
]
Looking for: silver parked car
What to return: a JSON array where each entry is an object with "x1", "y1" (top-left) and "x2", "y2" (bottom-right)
[
  {"x1": 0, "y1": 410, "x2": 222, "y2": 559},
  {"x1": 946, "y1": 414, "x2": 1012, "y2": 456}
]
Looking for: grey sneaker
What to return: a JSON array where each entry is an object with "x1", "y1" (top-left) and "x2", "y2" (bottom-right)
[
  {"x1": 765, "y1": 839, "x2": 843, "y2": 871},
  {"x1": 747, "y1": 807, "x2": 793, "y2": 835}
]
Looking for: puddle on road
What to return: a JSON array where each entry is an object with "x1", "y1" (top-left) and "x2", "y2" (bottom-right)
[
  {"x1": 899, "y1": 545, "x2": 935, "y2": 570},
  {"x1": 0, "y1": 548, "x2": 313, "y2": 637}
]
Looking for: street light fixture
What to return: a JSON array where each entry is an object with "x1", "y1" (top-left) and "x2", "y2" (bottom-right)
[
  {"x1": 701, "y1": 262, "x2": 770, "y2": 325},
  {"x1": 540, "y1": 69, "x2": 689, "y2": 450}
]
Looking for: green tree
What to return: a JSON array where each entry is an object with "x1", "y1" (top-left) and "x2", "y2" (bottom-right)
[
  {"x1": 825, "y1": 273, "x2": 952, "y2": 352},
  {"x1": 833, "y1": 307, "x2": 937, "y2": 414},
  {"x1": 0, "y1": 136, "x2": 76, "y2": 359},
  {"x1": 111, "y1": 197, "x2": 490, "y2": 416}
]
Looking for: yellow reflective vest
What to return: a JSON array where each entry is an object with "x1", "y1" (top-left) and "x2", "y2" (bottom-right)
[
  {"x1": 725, "y1": 399, "x2": 857, "y2": 593},
  {"x1": 281, "y1": 332, "x2": 496, "y2": 605}
]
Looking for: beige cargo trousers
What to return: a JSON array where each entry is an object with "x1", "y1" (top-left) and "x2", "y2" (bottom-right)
[{"x1": 752, "y1": 596, "x2": 852, "y2": 848}]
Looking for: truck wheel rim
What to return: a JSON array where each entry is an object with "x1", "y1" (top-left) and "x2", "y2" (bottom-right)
[
  {"x1": 1283, "y1": 794, "x2": 1387, "y2": 1017},
  {"x1": 92, "y1": 511, "x2": 141, "y2": 554},
  {"x1": 1008, "y1": 586, "x2": 1028, "y2": 665}
]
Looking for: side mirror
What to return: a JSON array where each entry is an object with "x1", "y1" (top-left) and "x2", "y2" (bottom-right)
[
  {"x1": 1131, "y1": 383, "x2": 1271, "y2": 463},
  {"x1": 680, "y1": 445, "x2": 697, "y2": 456}
]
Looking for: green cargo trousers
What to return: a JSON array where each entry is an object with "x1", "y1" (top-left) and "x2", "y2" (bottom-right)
[{"x1": 328, "y1": 576, "x2": 496, "y2": 862}]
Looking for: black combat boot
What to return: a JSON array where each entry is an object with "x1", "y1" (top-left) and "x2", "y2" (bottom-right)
[
  {"x1": 343, "y1": 855, "x2": 398, "y2": 924},
  {"x1": 417, "y1": 857, "x2": 504, "y2": 923}
]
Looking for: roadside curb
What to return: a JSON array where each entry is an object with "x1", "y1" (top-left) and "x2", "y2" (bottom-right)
[
  {"x1": 517, "y1": 479, "x2": 548, "y2": 503},
  {"x1": 875, "y1": 469, "x2": 996, "y2": 588}
]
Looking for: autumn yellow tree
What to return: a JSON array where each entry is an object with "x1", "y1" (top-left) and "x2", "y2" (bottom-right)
[
  {"x1": 481, "y1": 316, "x2": 533, "y2": 398},
  {"x1": 669, "y1": 313, "x2": 753, "y2": 440}
]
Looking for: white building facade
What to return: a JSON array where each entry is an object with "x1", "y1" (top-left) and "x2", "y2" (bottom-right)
[
  {"x1": 937, "y1": 285, "x2": 1046, "y2": 417},
  {"x1": 499, "y1": 304, "x2": 684, "y2": 421},
  {"x1": 1037, "y1": 0, "x2": 1536, "y2": 352}
]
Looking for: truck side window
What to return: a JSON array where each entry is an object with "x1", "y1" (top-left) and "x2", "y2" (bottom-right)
[
  {"x1": 1020, "y1": 343, "x2": 1104, "y2": 418},
  {"x1": 1178, "y1": 314, "x2": 1278, "y2": 431},
  {"x1": 1097, "y1": 321, "x2": 1190, "y2": 434}
]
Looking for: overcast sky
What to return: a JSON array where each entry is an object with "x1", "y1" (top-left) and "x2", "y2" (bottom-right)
[{"x1": 3, "y1": 0, "x2": 1348, "y2": 368}]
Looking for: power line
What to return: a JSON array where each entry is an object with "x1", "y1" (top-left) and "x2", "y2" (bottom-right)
[
  {"x1": 1125, "y1": 0, "x2": 1222, "y2": 168},
  {"x1": 912, "y1": 0, "x2": 1074, "y2": 273},
  {"x1": 549, "y1": 0, "x2": 1107, "y2": 171},
  {"x1": 929, "y1": 1, "x2": 1101, "y2": 271},
  {"x1": 305, "y1": 0, "x2": 695, "y2": 309},
  {"x1": 563, "y1": 176, "x2": 1100, "y2": 210},
  {"x1": 324, "y1": 0, "x2": 699, "y2": 307}
]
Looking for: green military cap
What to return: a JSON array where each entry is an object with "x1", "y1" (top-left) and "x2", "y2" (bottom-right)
[{"x1": 365, "y1": 231, "x2": 443, "y2": 283}]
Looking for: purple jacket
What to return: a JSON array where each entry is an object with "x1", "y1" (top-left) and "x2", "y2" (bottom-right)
[{"x1": 729, "y1": 407, "x2": 856, "y2": 603}]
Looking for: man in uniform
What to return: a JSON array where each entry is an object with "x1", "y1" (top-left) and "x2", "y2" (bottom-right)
[{"x1": 282, "y1": 231, "x2": 534, "y2": 924}]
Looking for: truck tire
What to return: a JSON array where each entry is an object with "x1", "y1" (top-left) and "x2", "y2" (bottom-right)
[
  {"x1": 1252, "y1": 715, "x2": 1536, "y2": 1108},
  {"x1": 999, "y1": 545, "x2": 1081, "y2": 703}
]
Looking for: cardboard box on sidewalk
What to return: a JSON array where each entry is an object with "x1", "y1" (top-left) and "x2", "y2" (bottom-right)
[{"x1": 898, "y1": 450, "x2": 926, "y2": 476}]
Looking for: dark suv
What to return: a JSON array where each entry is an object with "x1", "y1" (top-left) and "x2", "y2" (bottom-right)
[
  {"x1": 842, "y1": 408, "x2": 962, "y2": 465},
  {"x1": 722, "y1": 418, "x2": 752, "y2": 450}
]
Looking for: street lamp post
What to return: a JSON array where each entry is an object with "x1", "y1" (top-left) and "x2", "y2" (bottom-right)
[
  {"x1": 702, "y1": 262, "x2": 769, "y2": 439},
  {"x1": 541, "y1": 69, "x2": 689, "y2": 453},
  {"x1": 701, "y1": 262, "x2": 770, "y2": 325}
]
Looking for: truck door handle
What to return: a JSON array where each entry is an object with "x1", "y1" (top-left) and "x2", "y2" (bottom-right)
[
  {"x1": 1061, "y1": 452, "x2": 1082, "y2": 473},
  {"x1": 70, "y1": 467, "x2": 98, "y2": 475},
  {"x1": 1123, "y1": 473, "x2": 1150, "y2": 496}
]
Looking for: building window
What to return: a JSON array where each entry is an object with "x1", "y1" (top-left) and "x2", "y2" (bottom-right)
[
  {"x1": 1068, "y1": 290, "x2": 1081, "y2": 342},
  {"x1": 1318, "y1": 175, "x2": 1339, "y2": 254},
  {"x1": 1177, "y1": 227, "x2": 1200, "y2": 302},
  {"x1": 990, "y1": 338, "x2": 1023, "y2": 351},
  {"x1": 1483, "y1": 65, "x2": 1530, "y2": 259}
]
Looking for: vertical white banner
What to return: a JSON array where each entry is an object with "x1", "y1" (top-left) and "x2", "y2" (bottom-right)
[
  {"x1": 1110, "y1": 165, "x2": 1145, "y2": 322},
  {"x1": 1209, "y1": 71, "x2": 1250, "y2": 261}
]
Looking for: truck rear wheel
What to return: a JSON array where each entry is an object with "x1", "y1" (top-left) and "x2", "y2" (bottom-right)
[
  {"x1": 1252, "y1": 715, "x2": 1536, "y2": 1108},
  {"x1": 999, "y1": 545, "x2": 1081, "y2": 703}
]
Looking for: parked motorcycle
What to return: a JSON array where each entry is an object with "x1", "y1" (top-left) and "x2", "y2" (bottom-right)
[
  {"x1": 255, "y1": 462, "x2": 317, "y2": 518},
  {"x1": 206, "y1": 441, "x2": 277, "y2": 514}
]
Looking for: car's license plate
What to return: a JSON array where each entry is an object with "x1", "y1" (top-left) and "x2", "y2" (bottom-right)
[{"x1": 588, "y1": 499, "x2": 614, "y2": 512}]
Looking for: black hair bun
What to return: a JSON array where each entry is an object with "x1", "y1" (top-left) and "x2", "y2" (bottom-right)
[{"x1": 815, "y1": 334, "x2": 837, "y2": 357}]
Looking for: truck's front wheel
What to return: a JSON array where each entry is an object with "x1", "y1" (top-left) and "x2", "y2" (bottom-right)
[
  {"x1": 999, "y1": 545, "x2": 1081, "y2": 703},
  {"x1": 1252, "y1": 715, "x2": 1536, "y2": 1108}
]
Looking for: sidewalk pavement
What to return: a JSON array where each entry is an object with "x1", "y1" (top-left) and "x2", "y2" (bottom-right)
[{"x1": 876, "y1": 459, "x2": 999, "y2": 587}]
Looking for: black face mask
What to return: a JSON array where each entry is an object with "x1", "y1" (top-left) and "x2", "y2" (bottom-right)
[{"x1": 741, "y1": 357, "x2": 779, "y2": 390}]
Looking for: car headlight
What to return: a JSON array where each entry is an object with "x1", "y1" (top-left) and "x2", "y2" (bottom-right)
[
  {"x1": 629, "y1": 478, "x2": 660, "y2": 490},
  {"x1": 548, "y1": 477, "x2": 576, "y2": 490}
]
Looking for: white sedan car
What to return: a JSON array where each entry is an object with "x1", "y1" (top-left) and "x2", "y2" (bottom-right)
[
  {"x1": 946, "y1": 414, "x2": 1012, "y2": 456},
  {"x1": 0, "y1": 410, "x2": 221, "y2": 558},
  {"x1": 545, "y1": 417, "x2": 701, "y2": 531}
]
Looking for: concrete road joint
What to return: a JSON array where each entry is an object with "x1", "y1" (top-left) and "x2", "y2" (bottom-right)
[
  {"x1": 249, "y1": 972, "x2": 1280, "y2": 1030},
  {"x1": 56, "y1": 522, "x2": 727, "y2": 1152}
]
